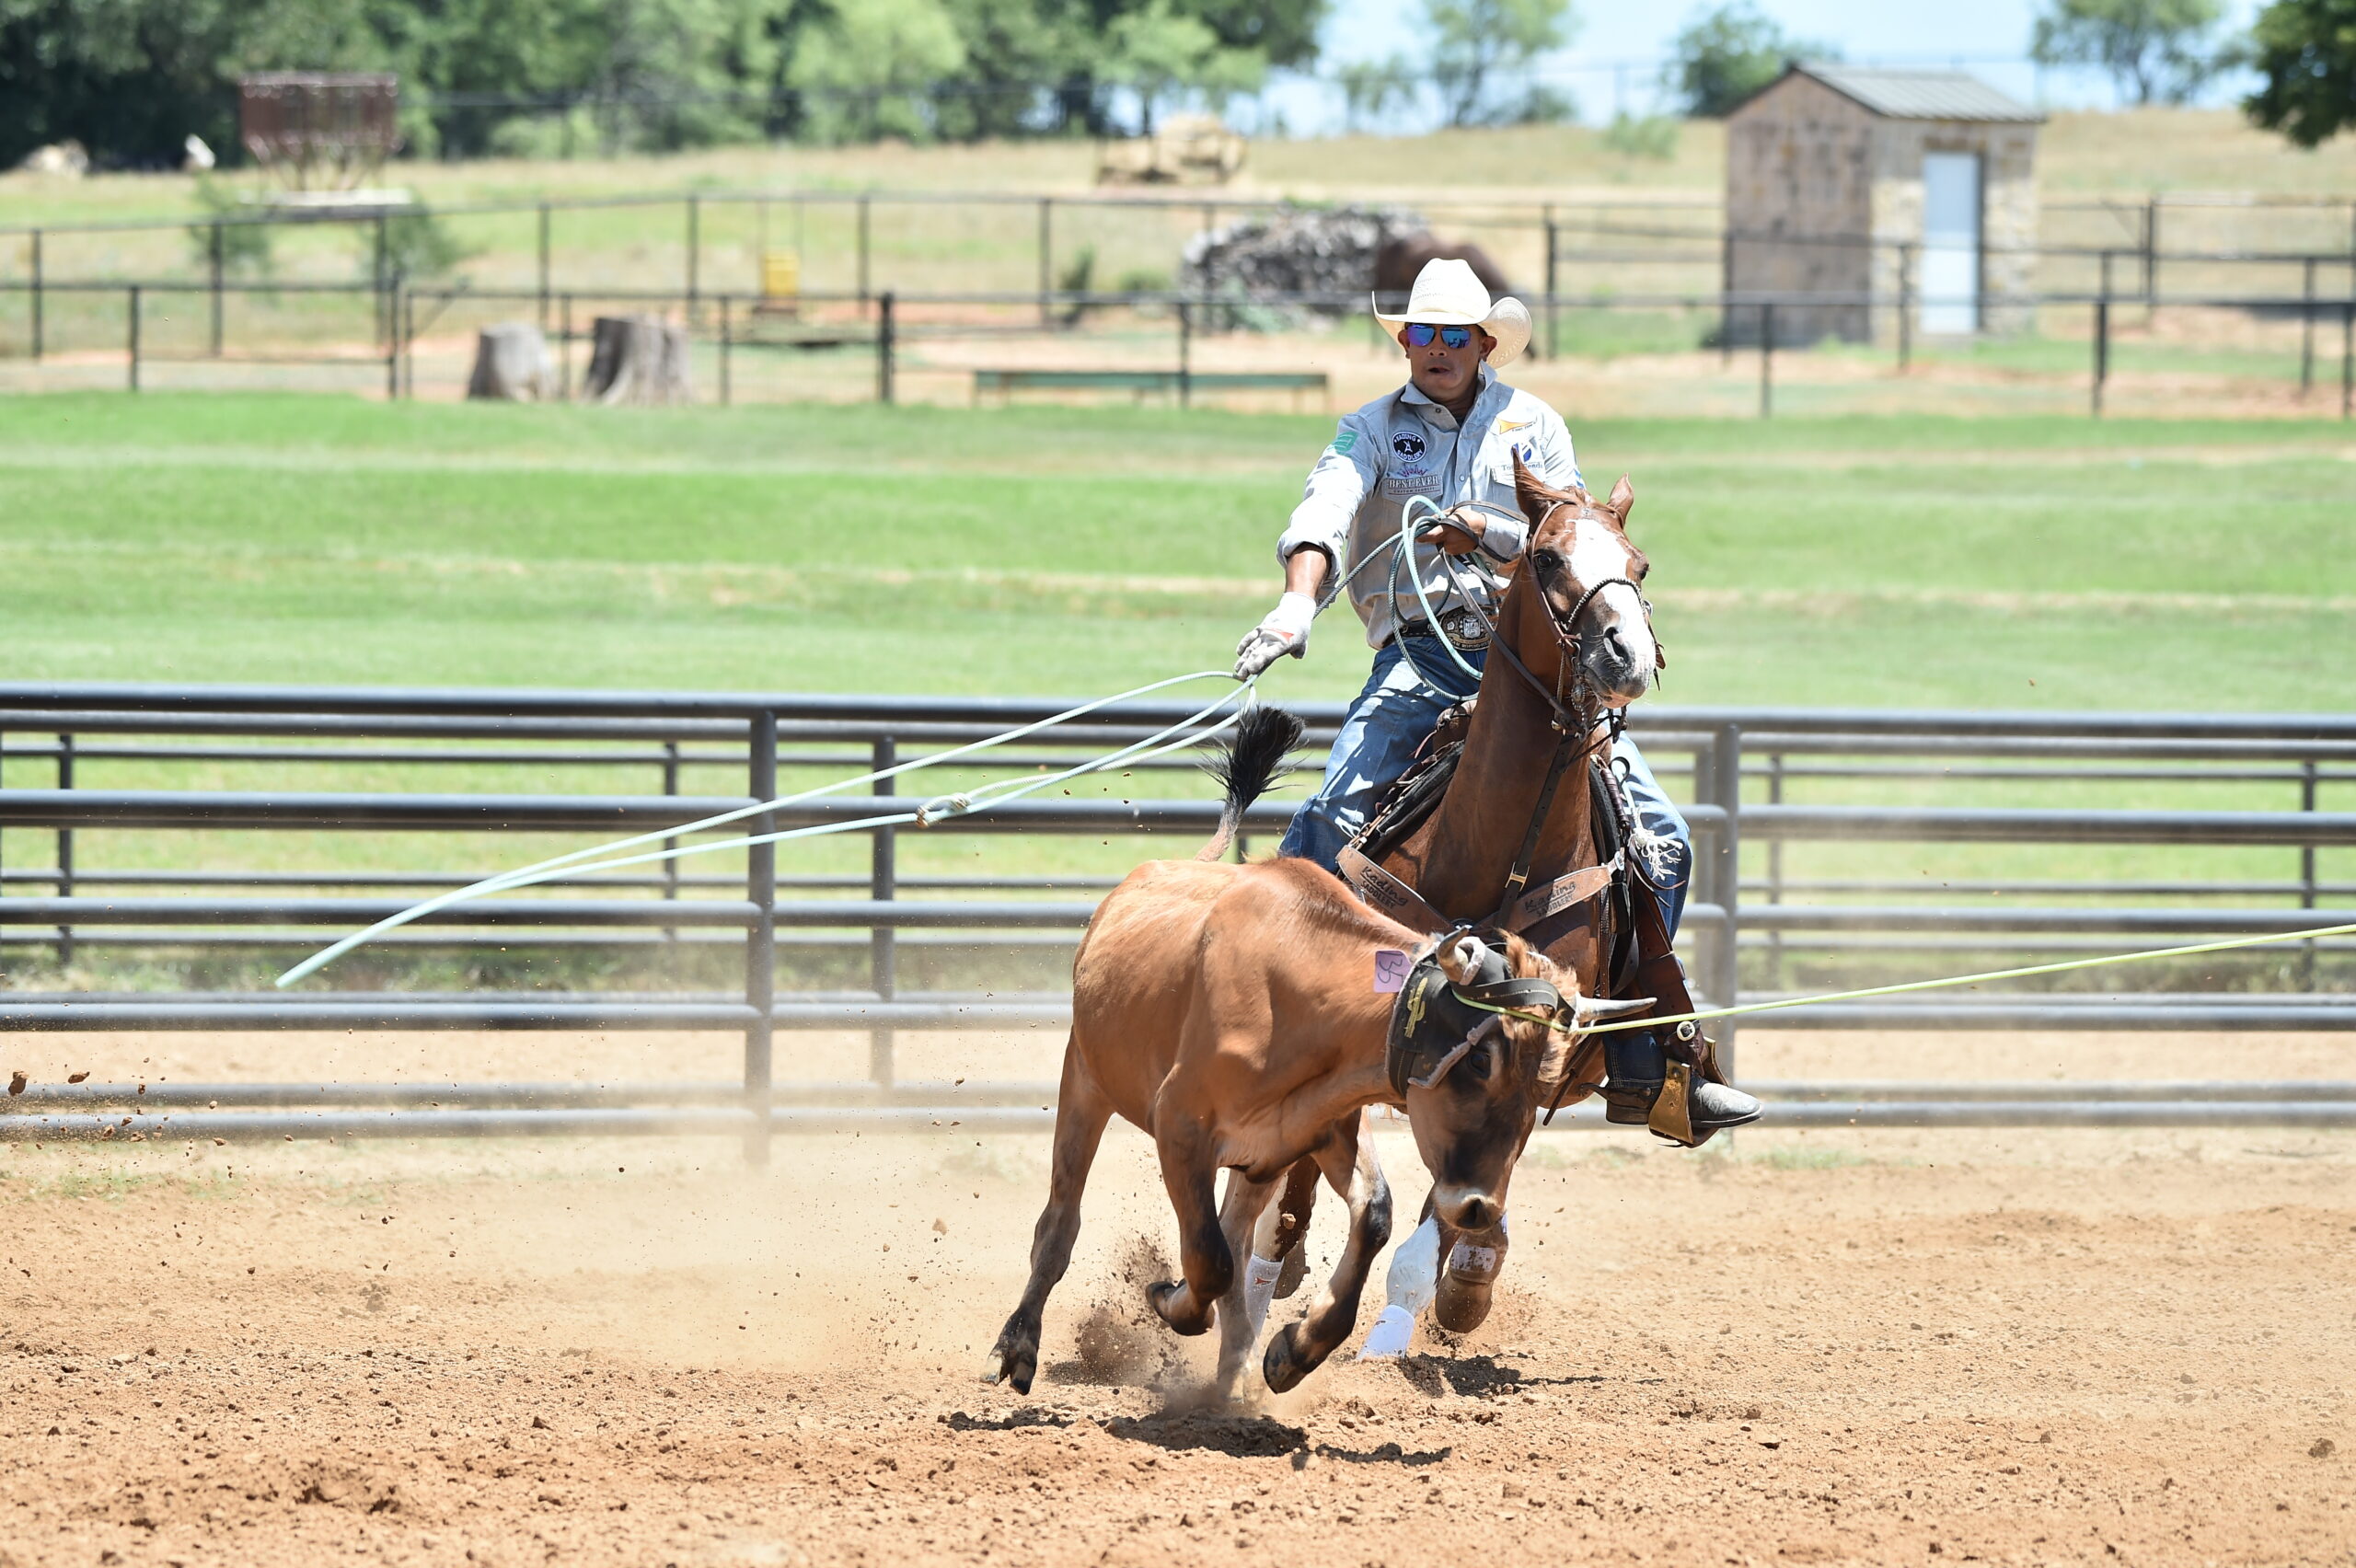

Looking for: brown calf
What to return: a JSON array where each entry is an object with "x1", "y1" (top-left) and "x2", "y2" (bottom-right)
[{"x1": 983, "y1": 706, "x2": 1634, "y2": 1398}]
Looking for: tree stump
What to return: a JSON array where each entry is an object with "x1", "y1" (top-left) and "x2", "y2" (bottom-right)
[
  {"x1": 465, "y1": 323, "x2": 556, "y2": 401},
  {"x1": 579, "y1": 315, "x2": 694, "y2": 405}
]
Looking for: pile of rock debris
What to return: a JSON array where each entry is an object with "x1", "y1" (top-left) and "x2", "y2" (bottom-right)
[{"x1": 1178, "y1": 204, "x2": 1429, "y2": 322}]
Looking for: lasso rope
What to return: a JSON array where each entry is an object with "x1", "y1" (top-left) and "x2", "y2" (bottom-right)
[
  {"x1": 1453, "y1": 921, "x2": 2356, "y2": 1038},
  {"x1": 275, "y1": 671, "x2": 1261, "y2": 986},
  {"x1": 280, "y1": 515, "x2": 1464, "y2": 988}
]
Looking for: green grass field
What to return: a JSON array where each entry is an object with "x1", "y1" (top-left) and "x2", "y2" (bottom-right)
[
  {"x1": 0, "y1": 392, "x2": 2348, "y2": 992},
  {"x1": 3, "y1": 393, "x2": 2349, "y2": 709}
]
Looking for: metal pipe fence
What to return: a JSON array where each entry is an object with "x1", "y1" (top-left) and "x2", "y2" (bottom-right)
[
  {"x1": 0, "y1": 686, "x2": 2350, "y2": 1151},
  {"x1": 2, "y1": 184, "x2": 2350, "y2": 306},
  {"x1": 7, "y1": 275, "x2": 2353, "y2": 420},
  {"x1": 6, "y1": 179, "x2": 2356, "y2": 417}
]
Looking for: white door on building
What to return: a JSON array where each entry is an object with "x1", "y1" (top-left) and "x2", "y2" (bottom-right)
[{"x1": 1919, "y1": 151, "x2": 1982, "y2": 335}]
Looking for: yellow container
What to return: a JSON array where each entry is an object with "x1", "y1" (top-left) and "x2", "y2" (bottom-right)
[{"x1": 760, "y1": 249, "x2": 800, "y2": 302}]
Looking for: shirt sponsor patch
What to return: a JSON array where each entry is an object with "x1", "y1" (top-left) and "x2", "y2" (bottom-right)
[
  {"x1": 1332, "y1": 430, "x2": 1358, "y2": 455},
  {"x1": 1381, "y1": 473, "x2": 1443, "y2": 497},
  {"x1": 1494, "y1": 417, "x2": 1533, "y2": 433},
  {"x1": 1392, "y1": 432, "x2": 1426, "y2": 460}
]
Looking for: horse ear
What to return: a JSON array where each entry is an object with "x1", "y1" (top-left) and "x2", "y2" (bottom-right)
[
  {"x1": 1608, "y1": 474, "x2": 1635, "y2": 526},
  {"x1": 1511, "y1": 452, "x2": 1578, "y2": 528}
]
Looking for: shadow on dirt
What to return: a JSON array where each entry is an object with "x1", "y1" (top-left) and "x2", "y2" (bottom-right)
[
  {"x1": 1392, "y1": 1353, "x2": 1627, "y2": 1399},
  {"x1": 1108, "y1": 1412, "x2": 1306, "y2": 1458},
  {"x1": 1102, "y1": 1412, "x2": 1451, "y2": 1468},
  {"x1": 1310, "y1": 1438, "x2": 1451, "y2": 1468},
  {"x1": 941, "y1": 1408, "x2": 1073, "y2": 1433}
]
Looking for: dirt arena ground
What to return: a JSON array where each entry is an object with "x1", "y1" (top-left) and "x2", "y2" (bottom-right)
[{"x1": 2, "y1": 1027, "x2": 2350, "y2": 1567}]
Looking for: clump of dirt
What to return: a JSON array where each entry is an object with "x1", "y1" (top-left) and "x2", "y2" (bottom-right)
[
  {"x1": 288, "y1": 1462, "x2": 402, "y2": 1514},
  {"x1": 1068, "y1": 1234, "x2": 1183, "y2": 1387}
]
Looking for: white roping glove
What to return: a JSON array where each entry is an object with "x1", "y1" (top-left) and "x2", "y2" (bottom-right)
[{"x1": 1233, "y1": 591, "x2": 1317, "y2": 681}]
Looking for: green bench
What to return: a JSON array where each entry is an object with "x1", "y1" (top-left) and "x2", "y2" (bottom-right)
[{"x1": 972, "y1": 367, "x2": 1329, "y2": 409}]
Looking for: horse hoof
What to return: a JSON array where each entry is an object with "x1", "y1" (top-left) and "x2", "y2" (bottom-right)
[
  {"x1": 983, "y1": 1331, "x2": 1037, "y2": 1394},
  {"x1": 1263, "y1": 1324, "x2": 1311, "y2": 1394},
  {"x1": 1149, "y1": 1280, "x2": 1212, "y2": 1336}
]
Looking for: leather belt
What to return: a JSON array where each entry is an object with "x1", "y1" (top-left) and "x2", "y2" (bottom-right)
[{"x1": 1386, "y1": 605, "x2": 1490, "y2": 651}]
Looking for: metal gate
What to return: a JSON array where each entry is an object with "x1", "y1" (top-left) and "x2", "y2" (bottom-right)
[{"x1": 2, "y1": 684, "x2": 2350, "y2": 1147}]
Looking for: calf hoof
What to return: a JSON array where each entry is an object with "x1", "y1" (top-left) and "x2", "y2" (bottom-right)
[
  {"x1": 981, "y1": 1325, "x2": 1039, "y2": 1395},
  {"x1": 1262, "y1": 1323, "x2": 1314, "y2": 1394},
  {"x1": 1149, "y1": 1280, "x2": 1213, "y2": 1337}
]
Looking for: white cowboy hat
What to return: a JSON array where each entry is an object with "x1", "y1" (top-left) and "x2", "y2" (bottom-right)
[{"x1": 1371, "y1": 257, "x2": 1531, "y2": 369}]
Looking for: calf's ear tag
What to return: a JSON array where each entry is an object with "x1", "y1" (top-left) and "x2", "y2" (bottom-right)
[{"x1": 1373, "y1": 948, "x2": 1411, "y2": 993}]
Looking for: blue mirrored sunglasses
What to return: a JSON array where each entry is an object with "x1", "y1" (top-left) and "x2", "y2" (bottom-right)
[{"x1": 1403, "y1": 323, "x2": 1473, "y2": 349}]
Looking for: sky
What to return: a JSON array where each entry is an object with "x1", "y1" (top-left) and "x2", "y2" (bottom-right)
[{"x1": 1265, "y1": 0, "x2": 2267, "y2": 131}]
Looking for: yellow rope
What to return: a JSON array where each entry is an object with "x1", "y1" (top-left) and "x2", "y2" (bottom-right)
[{"x1": 1459, "y1": 921, "x2": 2356, "y2": 1037}]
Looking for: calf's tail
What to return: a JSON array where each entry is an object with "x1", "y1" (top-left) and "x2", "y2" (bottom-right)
[{"x1": 1195, "y1": 704, "x2": 1304, "y2": 862}]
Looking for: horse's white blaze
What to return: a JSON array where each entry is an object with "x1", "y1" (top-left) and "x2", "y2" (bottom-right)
[{"x1": 1566, "y1": 514, "x2": 1657, "y2": 677}]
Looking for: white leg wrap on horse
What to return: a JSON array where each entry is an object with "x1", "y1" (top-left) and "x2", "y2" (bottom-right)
[
  {"x1": 1357, "y1": 1215, "x2": 1441, "y2": 1359},
  {"x1": 1242, "y1": 1253, "x2": 1284, "y2": 1343},
  {"x1": 1385, "y1": 1215, "x2": 1441, "y2": 1316},
  {"x1": 1357, "y1": 1304, "x2": 1416, "y2": 1360},
  {"x1": 1251, "y1": 1201, "x2": 1285, "y2": 1258}
]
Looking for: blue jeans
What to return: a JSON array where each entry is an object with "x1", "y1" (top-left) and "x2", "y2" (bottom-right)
[{"x1": 1278, "y1": 641, "x2": 1690, "y2": 939}]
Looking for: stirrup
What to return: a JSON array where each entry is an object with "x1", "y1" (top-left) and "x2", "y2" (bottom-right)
[{"x1": 1602, "y1": 1064, "x2": 1761, "y2": 1147}]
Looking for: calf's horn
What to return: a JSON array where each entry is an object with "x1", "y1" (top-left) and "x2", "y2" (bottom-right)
[{"x1": 1570, "y1": 994, "x2": 1656, "y2": 1025}]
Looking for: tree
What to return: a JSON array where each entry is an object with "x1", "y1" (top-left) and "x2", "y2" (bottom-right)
[
  {"x1": 2028, "y1": 0, "x2": 2224, "y2": 106},
  {"x1": 0, "y1": 0, "x2": 387, "y2": 169},
  {"x1": 1177, "y1": 0, "x2": 1324, "y2": 73},
  {"x1": 0, "y1": 0, "x2": 1329, "y2": 163},
  {"x1": 2243, "y1": 0, "x2": 2356, "y2": 146},
  {"x1": 1106, "y1": 0, "x2": 1265, "y2": 133},
  {"x1": 1337, "y1": 53, "x2": 1416, "y2": 133},
  {"x1": 929, "y1": 0, "x2": 1087, "y2": 138},
  {"x1": 1663, "y1": 1, "x2": 1829, "y2": 118},
  {"x1": 787, "y1": 0, "x2": 966, "y2": 143},
  {"x1": 1421, "y1": 0, "x2": 1576, "y2": 129}
]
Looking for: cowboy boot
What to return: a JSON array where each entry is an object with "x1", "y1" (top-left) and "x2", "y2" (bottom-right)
[{"x1": 1601, "y1": 1025, "x2": 1761, "y2": 1141}]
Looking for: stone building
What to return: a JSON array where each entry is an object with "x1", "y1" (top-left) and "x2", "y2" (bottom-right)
[{"x1": 1724, "y1": 63, "x2": 2041, "y2": 344}]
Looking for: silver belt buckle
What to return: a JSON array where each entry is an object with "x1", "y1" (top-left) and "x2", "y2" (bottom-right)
[{"x1": 1439, "y1": 606, "x2": 1490, "y2": 651}]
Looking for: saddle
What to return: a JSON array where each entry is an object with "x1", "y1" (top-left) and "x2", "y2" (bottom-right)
[
  {"x1": 1342, "y1": 698, "x2": 1737, "y2": 1146},
  {"x1": 1342, "y1": 698, "x2": 1633, "y2": 958}
]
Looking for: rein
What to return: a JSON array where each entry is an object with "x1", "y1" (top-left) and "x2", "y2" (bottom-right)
[{"x1": 1458, "y1": 497, "x2": 1654, "y2": 930}]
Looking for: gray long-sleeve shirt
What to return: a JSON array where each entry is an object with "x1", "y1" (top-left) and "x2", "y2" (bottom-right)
[{"x1": 1276, "y1": 365, "x2": 1583, "y2": 649}]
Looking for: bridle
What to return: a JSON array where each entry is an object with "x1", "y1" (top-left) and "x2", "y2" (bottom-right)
[
  {"x1": 1408, "y1": 496, "x2": 1663, "y2": 932},
  {"x1": 1440, "y1": 497, "x2": 1657, "y2": 744}
]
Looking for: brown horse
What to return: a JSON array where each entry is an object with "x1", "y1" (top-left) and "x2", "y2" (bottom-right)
[
  {"x1": 1384, "y1": 459, "x2": 1658, "y2": 1002},
  {"x1": 1373, "y1": 233, "x2": 1516, "y2": 306},
  {"x1": 1277, "y1": 455, "x2": 1669, "y2": 1330}
]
